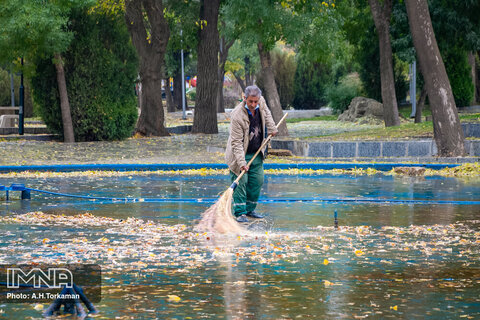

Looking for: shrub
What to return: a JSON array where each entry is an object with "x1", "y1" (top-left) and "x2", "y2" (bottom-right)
[
  {"x1": 443, "y1": 47, "x2": 474, "y2": 107},
  {"x1": 186, "y1": 88, "x2": 196, "y2": 103},
  {"x1": 325, "y1": 73, "x2": 363, "y2": 114},
  {"x1": 31, "y1": 8, "x2": 138, "y2": 141},
  {"x1": 292, "y1": 55, "x2": 331, "y2": 110}
]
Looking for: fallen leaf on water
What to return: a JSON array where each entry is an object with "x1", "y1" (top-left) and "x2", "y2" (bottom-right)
[
  {"x1": 33, "y1": 304, "x2": 44, "y2": 311},
  {"x1": 354, "y1": 249, "x2": 365, "y2": 256},
  {"x1": 167, "y1": 295, "x2": 181, "y2": 302}
]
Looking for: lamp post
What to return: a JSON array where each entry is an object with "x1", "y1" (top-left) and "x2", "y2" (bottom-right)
[
  {"x1": 409, "y1": 61, "x2": 416, "y2": 118},
  {"x1": 19, "y1": 58, "x2": 24, "y2": 135},
  {"x1": 10, "y1": 70, "x2": 15, "y2": 107},
  {"x1": 181, "y1": 30, "x2": 186, "y2": 120}
]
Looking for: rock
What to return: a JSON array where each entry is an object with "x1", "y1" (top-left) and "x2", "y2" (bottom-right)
[
  {"x1": 338, "y1": 97, "x2": 384, "y2": 122},
  {"x1": 393, "y1": 167, "x2": 426, "y2": 176}
]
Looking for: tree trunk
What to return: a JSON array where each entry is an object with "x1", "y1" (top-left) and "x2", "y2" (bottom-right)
[
  {"x1": 217, "y1": 36, "x2": 234, "y2": 113},
  {"x1": 173, "y1": 51, "x2": 183, "y2": 110},
  {"x1": 415, "y1": 85, "x2": 427, "y2": 123},
  {"x1": 368, "y1": 0, "x2": 400, "y2": 127},
  {"x1": 257, "y1": 42, "x2": 288, "y2": 136},
  {"x1": 244, "y1": 56, "x2": 253, "y2": 87},
  {"x1": 54, "y1": 53, "x2": 75, "y2": 143},
  {"x1": 233, "y1": 72, "x2": 246, "y2": 93},
  {"x1": 217, "y1": 68, "x2": 225, "y2": 113},
  {"x1": 192, "y1": 0, "x2": 220, "y2": 134},
  {"x1": 125, "y1": 0, "x2": 169, "y2": 136},
  {"x1": 468, "y1": 51, "x2": 477, "y2": 104},
  {"x1": 476, "y1": 51, "x2": 480, "y2": 103},
  {"x1": 164, "y1": 77, "x2": 175, "y2": 112},
  {"x1": 405, "y1": 0, "x2": 465, "y2": 156}
]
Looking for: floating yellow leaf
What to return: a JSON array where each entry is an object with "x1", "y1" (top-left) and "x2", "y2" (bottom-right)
[
  {"x1": 167, "y1": 295, "x2": 181, "y2": 302},
  {"x1": 323, "y1": 259, "x2": 329, "y2": 265},
  {"x1": 354, "y1": 249, "x2": 365, "y2": 256},
  {"x1": 99, "y1": 237, "x2": 109, "y2": 244},
  {"x1": 33, "y1": 304, "x2": 44, "y2": 311}
]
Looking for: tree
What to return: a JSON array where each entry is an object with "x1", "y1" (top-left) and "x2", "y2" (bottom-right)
[
  {"x1": 192, "y1": 0, "x2": 221, "y2": 134},
  {"x1": 0, "y1": 0, "x2": 86, "y2": 142},
  {"x1": 392, "y1": 0, "x2": 480, "y2": 110},
  {"x1": 125, "y1": 0, "x2": 170, "y2": 136},
  {"x1": 223, "y1": 0, "x2": 309, "y2": 136},
  {"x1": 257, "y1": 41, "x2": 287, "y2": 135},
  {"x1": 427, "y1": 0, "x2": 480, "y2": 107},
  {"x1": 32, "y1": 7, "x2": 138, "y2": 141},
  {"x1": 368, "y1": 0, "x2": 400, "y2": 127},
  {"x1": 256, "y1": 47, "x2": 296, "y2": 109},
  {"x1": 405, "y1": 0, "x2": 465, "y2": 156}
]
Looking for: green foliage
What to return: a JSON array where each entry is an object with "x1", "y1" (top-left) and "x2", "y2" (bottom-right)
[
  {"x1": 443, "y1": 47, "x2": 474, "y2": 108},
  {"x1": 292, "y1": 54, "x2": 332, "y2": 110},
  {"x1": 31, "y1": 7, "x2": 138, "y2": 141},
  {"x1": 325, "y1": 73, "x2": 363, "y2": 113},
  {"x1": 221, "y1": 0, "x2": 308, "y2": 51},
  {"x1": 225, "y1": 41, "x2": 259, "y2": 84},
  {"x1": 0, "y1": 0, "x2": 93, "y2": 67},
  {"x1": 429, "y1": 0, "x2": 480, "y2": 53},
  {"x1": 187, "y1": 88, "x2": 196, "y2": 102},
  {"x1": 256, "y1": 47, "x2": 296, "y2": 109}
]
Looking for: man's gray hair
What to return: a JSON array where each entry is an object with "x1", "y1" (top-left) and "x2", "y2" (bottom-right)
[{"x1": 244, "y1": 85, "x2": 262, "y2": 98}]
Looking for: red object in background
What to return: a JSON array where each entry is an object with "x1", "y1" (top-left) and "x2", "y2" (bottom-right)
[{"x1": 191, "y1": 77, "x2": 197, "y2": 87}]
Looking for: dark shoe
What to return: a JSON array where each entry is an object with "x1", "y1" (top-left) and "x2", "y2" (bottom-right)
[
  {"x1": 236, "y1": 214, "x2": 249, "y2": 223},
  {"x1": 246, "y1": 211, "x2": 264, "y2": 219}
]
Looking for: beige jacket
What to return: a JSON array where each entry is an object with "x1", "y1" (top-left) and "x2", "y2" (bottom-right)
[{"x1": 225, "y1": 96, "x2": 278, "y2": 175}]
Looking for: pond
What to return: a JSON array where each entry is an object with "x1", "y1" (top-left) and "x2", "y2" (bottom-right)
[{"x1": 1, "y1": 173, "x2": 479, "y2": 319}]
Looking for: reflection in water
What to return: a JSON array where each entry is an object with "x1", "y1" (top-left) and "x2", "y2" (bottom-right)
[{"x1": 221, "y1": 253, "x2": 248, "y2": 320}]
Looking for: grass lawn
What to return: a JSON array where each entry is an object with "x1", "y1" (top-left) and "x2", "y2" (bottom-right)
[
  {"x1": 286, "y1": 115, "x2": 338, "y2": 123},
  {"x1": 291, "y1": 105, "x2": 479, "y2": 141},
  {"x1": 305, "y1": 121, "x2": 434, "y2": 140}
]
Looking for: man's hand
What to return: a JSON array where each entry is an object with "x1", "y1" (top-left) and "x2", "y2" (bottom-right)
[
  {"x1": 241, "y1": 165, "x2": 249, "y2": 172},
  {"x1": 271, "y1": 131, "x2": 278, "y2": 137}
]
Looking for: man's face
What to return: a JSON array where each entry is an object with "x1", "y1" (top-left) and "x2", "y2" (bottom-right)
[{"x1": 245, "y1": 95, "x2": 259, "y2": 109}]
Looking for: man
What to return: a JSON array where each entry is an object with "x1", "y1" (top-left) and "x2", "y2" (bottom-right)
[{"x1": 225, "y1": 85, "x2": 278, "y2": 222}]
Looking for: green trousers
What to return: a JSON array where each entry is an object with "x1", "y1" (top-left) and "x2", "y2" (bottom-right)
[{"x1": 230, "y1": 153, "x2": 264, "y2": 217}]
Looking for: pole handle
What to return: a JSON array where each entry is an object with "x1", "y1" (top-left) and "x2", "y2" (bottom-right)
[{"x1": 232, "y1": 112, "x2": 288, "y2": 186}]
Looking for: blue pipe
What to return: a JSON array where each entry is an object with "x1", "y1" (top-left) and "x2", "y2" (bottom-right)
[
  {"x1": 0, "y1": 162, "x2": 460, "y2": 173},
  {"x1": 17, "y1": 186, "x2": 480, "y2": 205}
]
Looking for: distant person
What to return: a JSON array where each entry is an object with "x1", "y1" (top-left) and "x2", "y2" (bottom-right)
[{"x1": 225, "y1": 85, "x2": 278, "y2": 222}]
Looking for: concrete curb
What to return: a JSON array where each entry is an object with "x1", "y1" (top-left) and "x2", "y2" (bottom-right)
[{"x1": 271, "y1": 139, "x2": 480, "y2": 159}]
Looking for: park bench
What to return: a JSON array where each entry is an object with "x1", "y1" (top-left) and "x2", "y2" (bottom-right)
[
  {"x1": 0, "y1": 114, "x2": 19, "y2": 128},
  {"x1": 0, "y1": 106, "x2": 19, "y2": 115},
  {"x1": 0, "y1": 106, "x2": 20, "y2": 128}
]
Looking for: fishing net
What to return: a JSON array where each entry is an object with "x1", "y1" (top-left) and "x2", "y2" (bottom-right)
[{"x1": 194, "y1": 188, "x2": 246, "y2": 234}]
